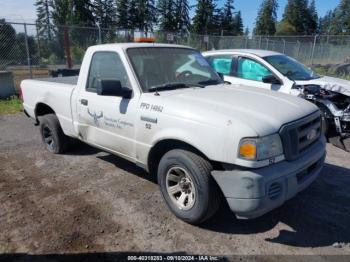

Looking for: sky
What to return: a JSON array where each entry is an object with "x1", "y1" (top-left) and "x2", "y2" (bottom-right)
[{"x1": 0, "y1": 0, "x2": 342, "y2": 33}]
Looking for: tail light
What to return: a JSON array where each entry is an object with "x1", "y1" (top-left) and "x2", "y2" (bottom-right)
[{"x1": 19, "y1": 86, "x2": 23, "y2": 101}]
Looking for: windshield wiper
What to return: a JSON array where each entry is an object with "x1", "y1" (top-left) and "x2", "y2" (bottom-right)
[
  {"x1": 148, "y1": 82, "x2": 204, "y2": 93},
  {"x1": 198, "y1": 79, "x2": 223, "y2": 86}
]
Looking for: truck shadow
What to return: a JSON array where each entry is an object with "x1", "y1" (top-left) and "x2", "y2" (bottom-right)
[
  {"x1": 64, "y1": 140, "x2": 101, "y2": 156},
  {"x1": 98, "y1": 148, "x2": 350, "y2": 248},
  {"x1": 203, "y1": 163, "x2": 350, "y2": 248},
  {"x1": 97, "y1": 153, "x2": 156, "y2": 183},
  {"x1": 61, "y1": 142, "x2": 350, "y2": 249}
]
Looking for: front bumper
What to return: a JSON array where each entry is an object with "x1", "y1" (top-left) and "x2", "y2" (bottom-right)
[{"x1": 212, "y1": 137, "x2": 326, "y2": 219}]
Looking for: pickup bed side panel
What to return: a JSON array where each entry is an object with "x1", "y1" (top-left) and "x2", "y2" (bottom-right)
[{"x1": 21, "y1": 79, "x2": 77, "y2": 137}]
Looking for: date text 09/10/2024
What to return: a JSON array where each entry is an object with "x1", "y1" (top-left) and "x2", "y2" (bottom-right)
[{"x1": 127, "y1": 255, "x2": 221, "y2": 261}]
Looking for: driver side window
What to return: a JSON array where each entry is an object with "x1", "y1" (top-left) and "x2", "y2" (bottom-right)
[
  {"x1": 237, "y1": 57, "x2": 272, "y2": 82},
  {"x1": 87, "y1": 52, "x2": 131, "y2": 92},
  {"x1": 207, "y1": 55, "x2": 233, "y2": 76}
]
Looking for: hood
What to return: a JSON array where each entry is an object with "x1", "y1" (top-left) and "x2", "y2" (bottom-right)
[
  {"x1": 156, "y1": 84, "x2": 318, "y2": 136},
  {"x1": 296, "y1": 76, "x2": 350, "y2": 97}
]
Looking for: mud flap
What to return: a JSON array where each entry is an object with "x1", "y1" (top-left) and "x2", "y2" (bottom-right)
[{"x1": 329, "y1": 136, "x2": 350, "y2": 152}]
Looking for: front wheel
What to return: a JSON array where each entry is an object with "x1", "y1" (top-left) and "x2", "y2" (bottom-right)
[{"x1": 157, "y1": 149, "x2": 222, "y2": 224}]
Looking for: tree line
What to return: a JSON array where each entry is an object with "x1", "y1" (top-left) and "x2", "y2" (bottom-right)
[
  {"x1": 254, "y1": 0, "x2": 350, "y2": 36},
  {"x1": 34, "y1": 0, "x2": 245, "y2": 37},
  {"x1": 33, "y1": 0, "x2": 350, "y2": 37}
]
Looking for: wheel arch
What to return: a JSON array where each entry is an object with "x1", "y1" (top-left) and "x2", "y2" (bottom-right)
[
  {"x1": 147, "y1": 138, "x2": 212, "y2": 176},
  {"x1": 35, "y1": 102, "x2": 56, "y2": 122}
]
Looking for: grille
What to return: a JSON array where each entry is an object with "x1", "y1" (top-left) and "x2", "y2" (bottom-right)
[
  {"x1": 280, "y1": 112, "x2": 321, "y2": 161},
  {"x1": 268, "y1": 182, "x2": 282, "y2": 200}
]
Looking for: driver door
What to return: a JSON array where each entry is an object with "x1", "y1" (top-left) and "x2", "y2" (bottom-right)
[{"x1": 76, "y1": 51, "x2": 138, "y2": 160}]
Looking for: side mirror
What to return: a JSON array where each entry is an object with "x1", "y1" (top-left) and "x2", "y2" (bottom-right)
[
  {"x1": 96, "y1": 79, "x2": 132, "y2": 98},
  {"x1": 262, "y1": 75, "x2": 281, "y2": 85}
]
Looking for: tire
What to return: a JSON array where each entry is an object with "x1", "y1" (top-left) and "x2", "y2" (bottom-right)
[
  {"x1": 39, "y1": 114, "x2": 69, "y2": 154},
  {"x1": 317, "y1": 104, "x2": 334, "y2": 139},
  {"x1": 157, "y1": 149, "x2": 222, "y2": 224}
]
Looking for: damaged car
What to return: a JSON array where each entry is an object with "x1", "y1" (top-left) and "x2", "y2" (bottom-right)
[{"x1": 203, "y1": 49, "x2": 350, "y2": 151}]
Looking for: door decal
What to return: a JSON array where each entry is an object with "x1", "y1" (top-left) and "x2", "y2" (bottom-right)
[{"x1": 87, "y1": 108, "x2": 103, "y2": 126}]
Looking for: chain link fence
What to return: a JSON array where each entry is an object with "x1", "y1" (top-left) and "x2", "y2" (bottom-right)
[
  {"x1": 2, "y1": 21, "x2": 350, "y2": 92},
  {"x1": 209, "y1": 35, "x2": 350, "y2": 65}
]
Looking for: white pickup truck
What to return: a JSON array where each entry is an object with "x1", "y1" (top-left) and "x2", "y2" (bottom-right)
[{"x1": 22, "y1": 43, "x2": 326, "y2": 224}]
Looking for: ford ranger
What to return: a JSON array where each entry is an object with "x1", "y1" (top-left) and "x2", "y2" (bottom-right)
[{"x1": 21, "y1": 43, "x2": 326, "y2": 224}]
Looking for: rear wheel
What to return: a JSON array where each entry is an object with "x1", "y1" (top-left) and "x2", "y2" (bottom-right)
[
  {"x1": 39, "y1": 114, "x2": 69, "y2": 154},
  {"x1": 157, "y1": 149, "x2": 222, "y2": 224}
]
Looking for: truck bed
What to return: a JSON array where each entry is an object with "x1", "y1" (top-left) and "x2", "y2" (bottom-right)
[
  {"x1": 21, "y1": 77, "x2": 77, "y2": 138},
  {"x1": 35, "y1": 76, "x2": 78, "y2": 86}
]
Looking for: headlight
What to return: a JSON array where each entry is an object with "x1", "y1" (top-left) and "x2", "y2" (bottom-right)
[{"x1": 239, "y1": 134, "x2": 283, "y2": 161}]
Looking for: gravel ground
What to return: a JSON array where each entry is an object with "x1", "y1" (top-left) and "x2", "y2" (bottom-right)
[{"x1": 0, "y1": 114, "x2": 350, "y2": 261}]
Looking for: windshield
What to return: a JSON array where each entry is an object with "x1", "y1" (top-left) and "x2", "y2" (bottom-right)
[
  {"x1": 264, "y1": 55, "x2": 320, "y2": 81},
  {"x1": 127, "y1": 47, "x2": 223, "y2": 92}
]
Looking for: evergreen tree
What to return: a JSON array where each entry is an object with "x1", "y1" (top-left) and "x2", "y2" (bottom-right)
[
  {"x1": 48, "y1": 0, "x2": 71, "y2": 59},
  {"x1": 211, "y1": 6, "x2": 223, "y2": 34},
  {"x1": 73, "y1": 0, "x2": 95, "y2": 26},
  {"x1": 116, "y1": 0, "x2": 129, "y2": 29},
  {"x1": 51, "y1": 0, "x2": 96, "y2": 58},
  {"x1": 192, "y1": 0, "x2": 217, "y2": 34},
  {"x1": 307, "y1": 0, "x2": 318, "y2": 34},
  {"x1": 35, "y1": 0, "x2": 53, "y2": 40},
  {"x1": 276, "y1": 20, "x2": 296, "y2": 35},
  {"x1": 233, "y1": 11, "x2": 243, "y2": 35},
  {"x1": 220, "y1": 0, "x2": 235, "y2": 35},
  {"x1": 319, "y1": 10, "x2": 335, "y2": 34},
  {"x1": 51, "y1": 0, "x2": 95, "y2": 27},
  {"x1": 93, "y1": 0, "x2": 116, "y2": 29},
  {"x1": 254, "y1": 0, "x2": 278, "y2": 35},
  {"x1": 50, "y1": 0, "x2": 72, "y2": 26},
  {"x1": 157, "y1": 0, "x2": 176, "y2": 31},
  {"x1": 333, "y1": 0, "x2": 350, "y2": 34},
  {"x1": 130, "y1": 0, "x2": 157, "y2": 33},
  {"x1": 279, "y1": 0, "x2": 314, "y2": 35},
  {"x1": 244, "y1": 27, "x2": 249, "y2": 36},
  {"x1": 0, "y1": 19, "x2": 17, "y2": 60},
  {"x1": 175, "y1": 0, "x2": 190, "y2": 32},
  {"x1": 128, "y1": 0, "x2": 138, "y2": 30},
  {"x1": 15, "y1": 33, "x2": 37, "y2": 60}
]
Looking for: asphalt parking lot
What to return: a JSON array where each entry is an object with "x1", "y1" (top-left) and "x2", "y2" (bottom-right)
[{"x1": 0, "y1": 114, "x2": 350, "y2": 261}]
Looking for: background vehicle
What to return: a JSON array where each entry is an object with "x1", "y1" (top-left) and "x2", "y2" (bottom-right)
[
  {"x1": 203, "y1": 49, "x2": 350, "y2": 151},
  {"x1": 21, "y1": 43, "x2": 325, "y2": 224}
]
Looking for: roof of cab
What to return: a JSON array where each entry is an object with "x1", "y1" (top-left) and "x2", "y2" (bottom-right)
[
  {"x1": 88, "y1": 42, "x2": 195, "y2": 51},
  {"x1": 203, "y1": 49, "x2": 282, "y2": 58}
]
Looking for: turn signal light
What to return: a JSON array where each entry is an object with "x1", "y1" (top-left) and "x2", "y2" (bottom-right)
[{"x1": 239, "y1": 141, "x2": 257, "y2": 160}]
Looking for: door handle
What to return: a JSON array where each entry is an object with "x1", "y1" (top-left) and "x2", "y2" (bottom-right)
[{"x1": 80, "y1": 99, "x2": 88, "y2": 106}]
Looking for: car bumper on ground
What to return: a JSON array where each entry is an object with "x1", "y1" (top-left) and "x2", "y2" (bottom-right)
[{"x1": 212, "y1": 137, "x2": 326, "y2": 219}]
